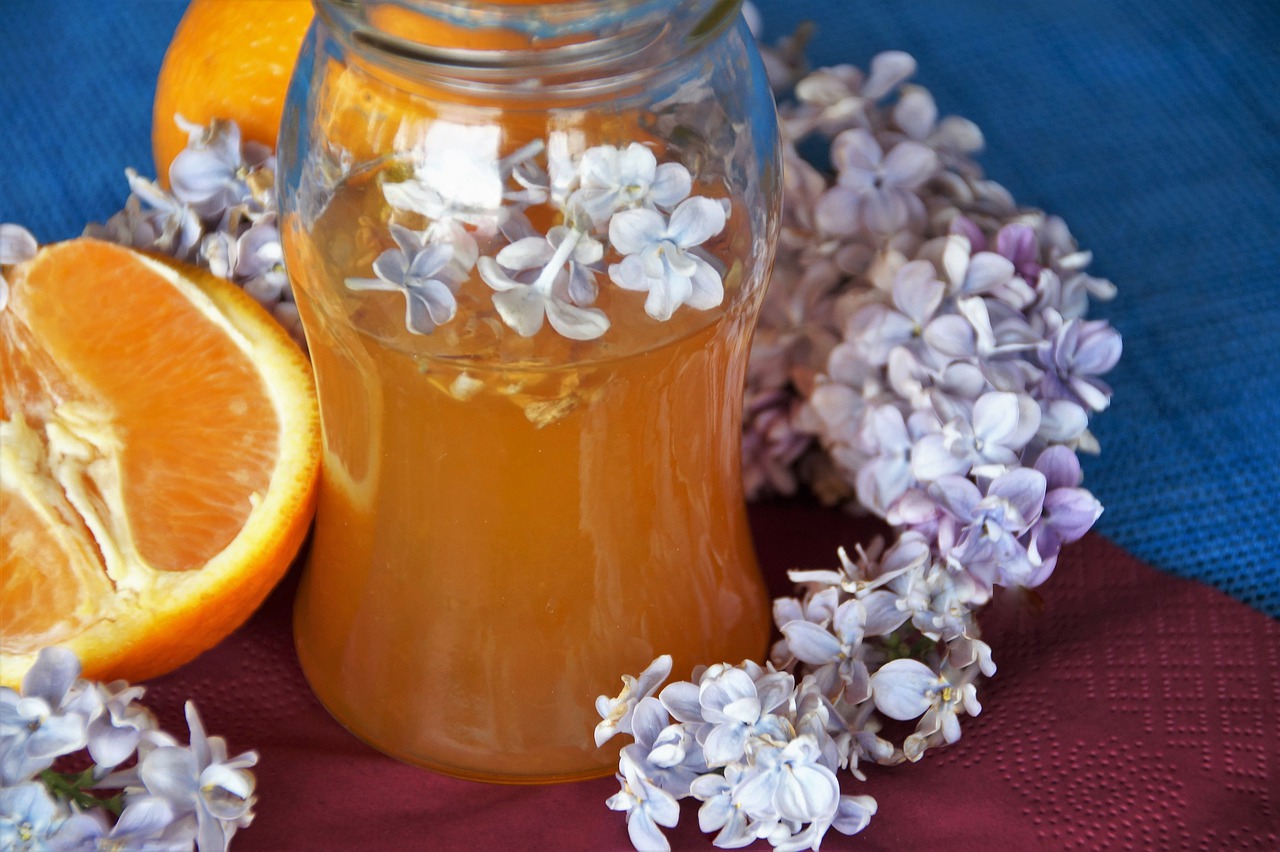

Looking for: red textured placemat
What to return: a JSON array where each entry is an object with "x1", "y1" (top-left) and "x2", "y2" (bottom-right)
[{"x1": 142, "y1": 503, "x2": 1280, "y2": 850}]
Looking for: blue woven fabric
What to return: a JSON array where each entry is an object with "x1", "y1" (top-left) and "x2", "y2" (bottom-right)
[{"x1": 2, "y1": 0, "x2": 1277, "y2": 616}]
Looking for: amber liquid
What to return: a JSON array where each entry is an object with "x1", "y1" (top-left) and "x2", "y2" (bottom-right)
[{"x1": 286, "y1": 167, "x2": 770, "y2": 782}]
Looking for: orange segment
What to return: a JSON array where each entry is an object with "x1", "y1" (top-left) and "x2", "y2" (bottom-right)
[{"x1": 0, "y1": 239, "x2": 320, "y2": 687}]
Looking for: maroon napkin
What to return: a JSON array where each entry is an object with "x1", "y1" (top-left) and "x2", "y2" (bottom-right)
[{"x1": 144, "y1": 503, "x2": 1280, "y2": 850}]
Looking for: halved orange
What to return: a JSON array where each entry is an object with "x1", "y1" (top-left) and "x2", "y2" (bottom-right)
[{"x1": 0, "y1": 239, "x2": 320, "y2": 687}]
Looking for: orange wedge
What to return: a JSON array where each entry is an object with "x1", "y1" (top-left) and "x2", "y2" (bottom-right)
[{"x1": 0, "y1": 239, "x2": 320, "y2": 687}]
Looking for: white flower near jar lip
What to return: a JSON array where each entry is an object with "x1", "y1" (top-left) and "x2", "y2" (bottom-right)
[
  {"x1": 607, "y1": 196, "x2": 728, "y2": 321},
  {"x1": 573, "y1": 142, "x2": 692, "y2": 227}
]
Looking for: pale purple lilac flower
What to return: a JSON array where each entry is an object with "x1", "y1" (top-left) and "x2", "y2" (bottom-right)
[
  {"x1": 891, "y1": 84, "x2": 984, "y2": 170},
  {"x1": 0, "y1": 223, "x2": 39, "y2": 311},
  {"x1": 0, "y1": 781, "x2": 73, "y2": 851},
  {"x1": 815, "y1": 128, "x2": 937, "y2": 236},
  {"x1": 87, "y1": 170, "x2": 203, "y2": 261},
  {"x1": 601, "y1": 655, "x2": 880, "y2": 851},
  {"x1": 910, "y1": 391, "x2": 1040, "y2": 482},
  {"x1": 168, "y1": 117, "x2": 274, "y2": 225},
  {"x1": 606, "y1": 38, "x2": 1119, "y2": 851},
  {"x1": 1, "y1": 649, "x2": 252, "y2": 849},
  {"x1": 1037, "y1": 314, "x2": 1122, "y2": 411},
  {"x1": 89, "y1": 119, "x2": 305, "y2": 347},
  {"x1": 782, "y1": 51, "x2": 917, "y2": 138},
  {"x1": 930, "y1": 468, "x2": 1047, "y2": 591},
  {"x1": 54, "y1": 796, "x2": 190, "y2": 852},
  {"x1": 1026, "y1": 446, "x2": 1104, "y2": 585},
  {"x1": 85, "y1": 680, "x2": 156, "y2": 774},
  {"x1": 137, "y1": 702, "x2": 257, "y2": 852},
  {"x1": 870, "y1": 659, "x2": 980, "y2": 759},
  {"x1": 741, "y1": 389, "x2": 812, "y2": 499},
  {"x1": 607, "y1": 750, "x2": 681, "y2": 852},
  {"x1": 781, "y1": 599, "x2": 871, "y2": 704},
  {"x1": 346, "y1": 224, "x2": 460, "y2": 335},
  {"x1": 0, "y1": 648, "x2": 99, "y2": 786},
  {"x1": 596, "y1": 655, "x2": 673, "y2": 748},
  {"x1": 621, "y1": 698, "x2": 706, "y2": 798}
]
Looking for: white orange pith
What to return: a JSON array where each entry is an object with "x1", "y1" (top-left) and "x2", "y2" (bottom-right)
[{"x1": 0, "y1": 239, "x2": 320, "y2": 687}]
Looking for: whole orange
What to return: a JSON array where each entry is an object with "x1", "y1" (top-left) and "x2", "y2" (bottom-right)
[{"x1": 152, "y1": 0, "x2": 314, "y2": 184}]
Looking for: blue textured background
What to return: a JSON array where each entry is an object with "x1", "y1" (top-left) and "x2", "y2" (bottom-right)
[{"x1": 2, "y1": 1, "x2": 1277, "y2": 616}]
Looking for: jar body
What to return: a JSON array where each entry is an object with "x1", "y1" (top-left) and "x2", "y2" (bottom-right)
[{"x1": 278, "y1": 0, "x2": 780, "y2": 782}]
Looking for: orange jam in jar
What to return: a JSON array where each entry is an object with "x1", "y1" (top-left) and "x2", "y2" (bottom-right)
[{"x1": 278, "y1": 0, "x2": 781, "y2": 782}]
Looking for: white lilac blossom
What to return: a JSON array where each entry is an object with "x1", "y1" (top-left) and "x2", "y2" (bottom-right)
[
  {"x1": 0, "y1": 648, "x2": 256, "y2": 852},
  {"x1": 574, "y1": 142, "x2": 692, "y2": 226},
  {"x1": 477, "y1": 227, "x2": 611, "y2": 340},
  {"x1": 599, "y1": 658, "x2": 878, "y2": 851},
  {"x1": 137, "y1": 702, "x2": 258, "y2": 852},
  {"x1": 0, "y1": 781, "x2": 71, "y2": 851},
  {"x1": 342, "y1": 130, "x2": 723, "y2": 339},
  {"x1": 608, "y1": 197, "x2": 728, "y2": 321}
]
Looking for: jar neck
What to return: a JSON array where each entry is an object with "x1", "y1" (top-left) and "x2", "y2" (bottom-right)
[{"x1": 314, "y1": 0, "x2": 742, "y2": 96}]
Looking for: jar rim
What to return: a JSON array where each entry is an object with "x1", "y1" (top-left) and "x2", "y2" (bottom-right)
[{"x1": 314, "y1": 0, "x2": 743, "y2": 89}]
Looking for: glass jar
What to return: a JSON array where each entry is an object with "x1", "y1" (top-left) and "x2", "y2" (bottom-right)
[{"x1": 278, "y1": 0, "x2": 781, "y2": 783}]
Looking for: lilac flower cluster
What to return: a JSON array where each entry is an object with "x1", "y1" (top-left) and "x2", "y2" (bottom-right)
[
  {"x1": 1, "y1": 648, "x2": 256, "y2": 851},
  {"x1": 86, "y1": 118, "x2": 303, "y2": 345},
  {"x1": 596, "y1": 655, "x2": 876, "y2": 851},
  {"x1": 379, "y1": 131, "x2": 729, "y2": 340},
  {"x1": 745, "y1": 47, "x2": 1120, "y2": 524},
  {"x1": 743, "y1": 38, "x2": 1120, "y2": 590},
  {"x1": 599, "y1": 17, "x2": 1121, "y2": 850}
]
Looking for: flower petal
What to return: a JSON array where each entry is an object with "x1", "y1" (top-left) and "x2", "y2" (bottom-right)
[
  {"x1": 650, "y1": 163, "x2": 692, "y2": 208},
  {"x1": 922, "y1": 315, "x2": 976, "y2": 359},
  {"x1": 546, "y1": 296, "x2": 610, "y2": 340},
  {"x1": 608, "y1": 208, "x2": 666, "y2": 255},
  {"x1": 493, "y1": 287, "x2": 547, "y2": 337},
  {"x1": 870, "y1": 658, "x2": 937, "y2": 720},
  {"x1": 659, "y1": 682, "x2": 703, "y2": 724},
  {"x1": 882, "y1": 141, "x2": 938, "y2": 189},
  {"x1": 862, "y1": 50, "x2": 917, "y2": 99},
  {"x1": 685, "y1": 256, "x2": 724, "y2": 310},
  {"x1": 781, "y1": 620, "x2": 843, "y2": 666},
  {"x1": 139, "y1": 746, "x2": 200, "y2": 807},
  {"x1": 831, "y1": 128, "x2": 882, "y2": 174},
  {"x1": 0, "y1": 223, "x2": 38, "y2": 265},
  {"x1": 961, "y1": 252, "x2": 1015, "y2": 294},
  {"x1": 21, "y1": 647, "x2": 80, "y2": 706},
  {"x1": 667, "y1": 197, "x2": 726, "y2": 248},
  {"x1": 910, "y1": 434, "x2": 969, "y2": 482},
  {"x1": 702, "y1": 722, "x2": 750, "y2": 767},
  {"x1": 893, "y1": 84, "x2": 937, "y2": 140},
  {"x1": 496, "y1": 236, "x2": 554, "y2": 272}
]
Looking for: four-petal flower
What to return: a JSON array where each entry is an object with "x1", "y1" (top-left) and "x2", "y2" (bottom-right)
[{"x1": 608, "y1": 196, "x2": 728, "y2": 321}]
